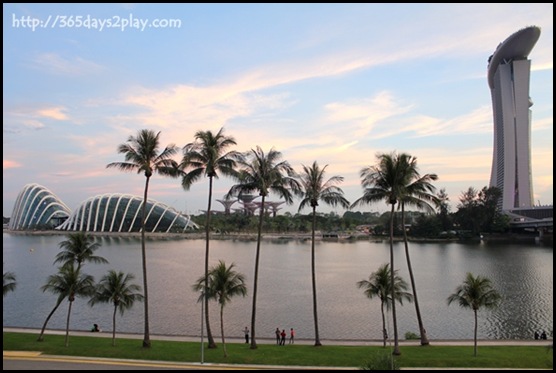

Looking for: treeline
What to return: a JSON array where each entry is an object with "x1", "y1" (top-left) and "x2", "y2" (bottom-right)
[{"x1": 191, "y1": 186, "x2": 510, "y2": 238}]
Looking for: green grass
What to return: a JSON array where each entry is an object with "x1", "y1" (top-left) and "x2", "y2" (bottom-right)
[{"x1": 3, "y1": 332, "x2": 553, "y2": 369}]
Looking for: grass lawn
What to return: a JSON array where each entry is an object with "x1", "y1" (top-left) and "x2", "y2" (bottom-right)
[{"x1": 3, "y1": 332, "x2": 553, "y2": 369}]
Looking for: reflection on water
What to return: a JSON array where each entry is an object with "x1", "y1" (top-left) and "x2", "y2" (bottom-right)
[{"x1": 2, "y1": 232, "x2": 553, "y2": 340}]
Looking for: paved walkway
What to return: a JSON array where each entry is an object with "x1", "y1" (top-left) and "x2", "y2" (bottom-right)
[{"x1": 3, "y1": 327, "x2": 549, "y2": 346}]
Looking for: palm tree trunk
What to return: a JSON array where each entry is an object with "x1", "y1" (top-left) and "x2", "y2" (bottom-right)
[
  {"x1": 250, "y1": 195, "x2": 265, "y2": 350},
  {"x1": 37, "y1": 298, "x2": 64, "y2": 341},
  {"x1": 311, "y1": 206, "x2": 322, "y2": 346},
  {"x1": 401, "y1": 203, "x2": 429, "y2": 346},
  {"x1": 112, "y1": 304, "x2": 117, "y2": 346},
  {"x1": 65, "y1": 300, "x2": 73, "y2": 347},
  {"x1": 220, "y1": 304, "x2": 227, "y2": 358},
  {"x1": 473, "y1": 309, "x2": 478, "y2": 357},
  {"x1": 205, "y1": 176, "x2": 216, "y2": 349},
  {"x1": 141, "y1": 176, "x2": 151, "y2": 348},
  {"x1": 381, "y1": 301, "x2": 387, "y2": 348},
  {"x1": 389, "y1": 203, "x2": 401, "y2": 355}
]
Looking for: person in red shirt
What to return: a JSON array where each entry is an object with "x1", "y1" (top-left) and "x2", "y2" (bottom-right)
[
  {"x1": 280, "y1": 329, "x2": 286, "y2": 345},
  {"x1": 289, "y1": 328, "x2": 295, "y2": 344}
]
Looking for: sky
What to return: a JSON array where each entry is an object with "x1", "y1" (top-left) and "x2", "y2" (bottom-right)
[{"x1": 3, "y1": 3, "x2": 553, "y2": 217}]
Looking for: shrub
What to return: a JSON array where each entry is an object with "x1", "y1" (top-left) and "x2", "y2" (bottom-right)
[
  {"x1": 360, "y1": 351, "x2": 400, "y2": 370},
  {"x1": 404, "y1": 331, "x2": 420, "y2": 340}
]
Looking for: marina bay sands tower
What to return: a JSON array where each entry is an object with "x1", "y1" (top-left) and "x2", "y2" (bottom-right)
[{"x1": 487, "y1": 26, "x2": 541, "y2": 210}]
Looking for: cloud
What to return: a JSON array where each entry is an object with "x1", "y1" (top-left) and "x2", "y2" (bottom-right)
[
  {"x1": 3, "y1": 160, "x2": 22, "y2": 169},
  {"x1": 30, "y1": 53, "x2": 104, "y2": 76},
  {"x1": 37, "y1": 107, "x2": 69, "y2": 120},
  {"x1": 3, "y1": 104, "x2": 71, "y2": 133}
]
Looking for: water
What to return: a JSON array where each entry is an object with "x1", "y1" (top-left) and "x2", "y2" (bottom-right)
[{"x1": 2, "y1": 232, "x2": 553, "y2": 341}]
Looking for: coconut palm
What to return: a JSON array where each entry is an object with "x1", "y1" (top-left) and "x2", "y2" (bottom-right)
[
  {"x1": 357, "y1": 263, "x2": 413, "y2": 348},
  {"x1": 397, "y1": 154, "x2": 438, "y2": 346},
  {"x1": 3, "y1": 270, "x2": 16, "y2": 297},
  {"x1": 54, "y1": 232, "x2": 108, "y2": 271},
  {"x1": 226, "y1": 146, "x2": 301, "y2": 349},
  {"x1": 38, "y1": 233, "x2": 108, "y2": 342},
  {"x1": 180, "y1": 127, "x2": 243, "y2": 349},
  {"x1": 89, "y1": 270, "x2": 144, "y2": 346},
  {"x1": 193, "y1": 261, "x2": 247, "y2": 357},
  {"x1": 447, "y1": 272, "x2": 501, "y2": 357},
  {"x1": 297, "y1": 161, "x2": 349, "y2": 346},
  {"x1": 351, "y1": 151, "x2": 409, "y2": 355},
  {"x1": 106, "y1": 129, "x2": 179, "y2": 348},
  {"x1": 41, "y1": 264, "x2": 95, "y2": 347}
]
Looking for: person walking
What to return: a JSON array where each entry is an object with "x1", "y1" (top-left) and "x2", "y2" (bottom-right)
[
  {"x1": 280, "y1": 329, "x2": 286, "y2": 346},
  {"x1": 289, "y1": 328, "x2": 295, "y2": 344},
  {"x1": 244, "y1": 326, "x2": 249, "y2": 344},
  {"x1": 275, "y1": 327, "x2": 281, "y2": 345}
]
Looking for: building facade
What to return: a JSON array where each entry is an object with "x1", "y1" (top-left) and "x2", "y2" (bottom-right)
[
  {"x1": 9, "y1": 183, "x2": 198, "y2": 233},
  {"x1": 487, "y1": 26, "x2": 541, "y2": 210},
  {"x1": 9, "y1": 183, "x2": 71, "y2": 230}
]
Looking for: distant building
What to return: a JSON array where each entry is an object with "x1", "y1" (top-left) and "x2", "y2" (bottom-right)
[
  {"x1": 487, "y1": 26, "x2": 540, "y2": 210},
  {"x1": 57, "y1": 193, "x2": 199, "y2": 233},
  {"x1": 9, "y1": 183, "x2": 70, "y2": 230},
  {"x1": 9, "y1": 183, "x2": 198, "y2": 232}
]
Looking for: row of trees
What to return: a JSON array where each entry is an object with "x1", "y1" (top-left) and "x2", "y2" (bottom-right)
[
  {"x1": 33, "y1": 232, "x2": 143, "y2": 347},
  {"x1": 192, "y1": 185, "x2": 507, "y2": 238},
  {"x1": 105, "y1": 127, "x2": 503, "y2": 357},
  {"x1": 358, "y1": 264, "x2": 501, "y2": 357}
]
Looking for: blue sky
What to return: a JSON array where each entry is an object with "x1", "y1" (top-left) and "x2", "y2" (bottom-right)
[{"x1": 3, "y1": 3, "x2": 553, "y2": 217}]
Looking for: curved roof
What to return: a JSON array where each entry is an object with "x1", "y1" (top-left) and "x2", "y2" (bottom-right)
[
  {"x1": 487, "y1": 26, "x2": 541, "y2": 89},
  {"x1": 56, "y1": 193, "x2": 199, "y2": 232},
  {"x1": 9, "y1": 183, "x2": 71, "y2": 230}
]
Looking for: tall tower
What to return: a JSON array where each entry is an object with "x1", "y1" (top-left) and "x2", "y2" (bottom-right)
[{"x1": 487, "y1": 26, "x2": 540, "y2": 210}]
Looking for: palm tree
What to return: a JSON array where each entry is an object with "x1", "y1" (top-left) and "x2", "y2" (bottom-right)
[
  {"x1": 38, "y1": 233, "x2": 108, "y2": 342},
  {"x1": 180, "y1": 127, "x2": 243, "y2": 349},
  {"x1": 55, "y1": 232, "x2": 109, "y2": 271},
  {"x1": 226, "y1": 146, "x2": 301, "y2": 349},
  {"x1": 297, "y1": 161, "x2": 349, "y2": 346},
  {"x1": 357, "y1": 263, "x2": 413, "y2": 347},
  {"x1": 41, "y1": 264, "x2": 95, "y2": 347},
  {"x1": 3, "y1": 270, "x2": 16, "y2": 297},
  {"x1": 397, "y1": 154, "x2": 438, "y2": 346},
  {"x1": 193, "y1": 261, "x2": 247, "y2": 357},
  {"x1": 106, "y1": 129, "x2": 179, "y2": 348},
  {"x1": 447, "y1": 272, "x2": 501, "y2": 357},
  {"x1": 89, "y1": 270, "x2": 144, "y2": 346},
  {"x1": 351, "y1": 151, "x2": 408, "y2": 355}
]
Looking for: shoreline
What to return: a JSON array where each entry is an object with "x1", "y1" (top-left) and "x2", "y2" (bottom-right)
[{"x1": 4, "y1": 228, "x2": 550, "y2": 244}]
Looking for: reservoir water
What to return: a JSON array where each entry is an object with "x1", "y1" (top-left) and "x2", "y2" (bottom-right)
[{"x1": 2, "y1": 232, "x2": 553, "y2": 341}]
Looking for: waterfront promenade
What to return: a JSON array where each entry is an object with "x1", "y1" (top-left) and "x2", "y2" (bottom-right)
[{"x1": 4, "y1": 327, "x2": 551, "y2": 370}]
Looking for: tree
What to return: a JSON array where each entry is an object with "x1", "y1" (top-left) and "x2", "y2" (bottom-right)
[
  {"x1": 193, "y1": 261, "x2": 247, "y2": 357},
  {"x1": 397, "y1": 154, "x2": 438, "y2": 346},
  {"x1": 180, "y1": 127, "x2": 243, "y2": 349},
  {"x1": 107, "y1": 129, "x2": 179, "y2": 348},
  {"x1": 447, "y1": 272, "x2": 502, "y2": 357},
  {"x1": 38, "y1": 233, "x2": 108, "y2": 342},
  {"x1": 226, "y1": 146, "x2": 300, "y2": 349},
  {"x1": 351, "y1": 151, "x2": 410, "y2": 355},
  {"x1": 357, "y1": 263, "x2": 412, "y2": 348},
  {"x1": 55, "y1": 232, "x2": 108, "y2": 271},
  {"x1": 297, "y1": 161, "x2": 349, "y2": 346},
  {"x1": 3, "y1": 270, "x2": 16, "y2": 297},
  {"x1": 89, "y1": 270, "x2": 144, "y2": 346},
  {"x1": 436, "y1": 188, "x2": 452, "y2": 231},
  {"x1": 41, "y1": 264, "x2": 95, "y2": 347}
]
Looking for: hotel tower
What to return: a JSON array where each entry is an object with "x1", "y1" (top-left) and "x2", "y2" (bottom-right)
[{"x1": 487, "y1": 26, "x2": 541, "y2": 210}]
